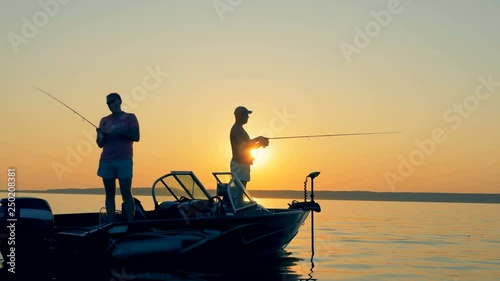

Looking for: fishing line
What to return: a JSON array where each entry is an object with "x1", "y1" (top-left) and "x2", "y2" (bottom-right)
[
  {"x1": 268, "y1": 131, "x2": 401, "y2": 140},
  {"x1": 34, "y1": 87, "x2": 98, "y2": 129}
]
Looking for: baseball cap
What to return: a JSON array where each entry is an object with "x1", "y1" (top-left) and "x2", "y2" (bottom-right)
[{"x1": 234, "y1": 106, "x2": 253, "y2": 115}]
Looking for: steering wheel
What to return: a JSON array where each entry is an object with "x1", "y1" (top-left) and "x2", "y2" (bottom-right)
[
  {"x1": 209, "y1": 196, "x2": 222, "y2": 208},
  {"x1": 178, "y1": 196, "x2": 190, "y2": 203}
]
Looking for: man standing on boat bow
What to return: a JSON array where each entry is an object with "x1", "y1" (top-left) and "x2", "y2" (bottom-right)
[
  {"x1": 96, "y1": 93, "x2": 140, "y2": 222},
  {"x1": 230, "y1": 106, "x2": 269, "y2": 188}
]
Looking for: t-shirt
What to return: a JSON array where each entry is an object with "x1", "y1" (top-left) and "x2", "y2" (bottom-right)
[{"x1": 99, "y1": 112, "x2": 139, "y2": 161}]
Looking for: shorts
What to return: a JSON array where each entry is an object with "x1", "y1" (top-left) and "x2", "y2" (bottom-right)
[
  {"x1": 230, "y1": 160, "x2": 250, "y2": 182},
  {"x1": 97, "y1": 159, "x2": 133, "y2": 179}
]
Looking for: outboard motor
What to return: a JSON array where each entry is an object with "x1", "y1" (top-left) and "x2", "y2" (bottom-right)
[{"x1": 0, "y1": 197, "x2": 54, "y2": 275}]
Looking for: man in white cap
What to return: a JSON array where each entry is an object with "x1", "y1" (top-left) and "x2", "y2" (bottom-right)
[{"x1": 230, "y1": 106, "x2": 269, "y2": 188}]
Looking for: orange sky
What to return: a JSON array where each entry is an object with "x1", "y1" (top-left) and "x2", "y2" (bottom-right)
[{"x1": 1, "y1": 1, "x2": 499, "y2": 193}]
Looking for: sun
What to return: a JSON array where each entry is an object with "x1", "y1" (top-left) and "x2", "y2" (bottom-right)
[{"x1": 251, "y1": 148, "x2": 270, "y2": 168}]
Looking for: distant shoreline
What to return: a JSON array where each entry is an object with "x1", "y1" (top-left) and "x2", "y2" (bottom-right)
[{"x1": 4, "y1": 188, "x2": 500, "y2": 204}]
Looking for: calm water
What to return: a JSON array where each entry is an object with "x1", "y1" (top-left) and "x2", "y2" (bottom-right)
[{"x1": 1, "y1": 192, "x2": 500, "y2": 280}]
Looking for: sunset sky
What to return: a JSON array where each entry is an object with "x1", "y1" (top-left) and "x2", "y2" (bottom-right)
[{"x1": 1, "y1": 1, "x2": 499, "y2": 193}]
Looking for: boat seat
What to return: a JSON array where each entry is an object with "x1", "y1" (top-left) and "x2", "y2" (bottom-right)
[
  {"x1": 134, "y1": 198, "x2": 147, "y2": 220},
  {"x1": 155, "y1": 201, "x2": 181, "y2": 218},
  {"x1": 121, "y1": 197, "x2": 148, "y2": 220},
  {"x1": 216, "y1": 183, "x2": 231, "y2": 208}
]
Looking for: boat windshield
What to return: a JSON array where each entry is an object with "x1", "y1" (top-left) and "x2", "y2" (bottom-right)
[
  {"x1": 212, "y1": 172, "x2": 257, "y2": 213},
  {"x1": 152, "y1": 171, "x2": 212, "y2": 206}
]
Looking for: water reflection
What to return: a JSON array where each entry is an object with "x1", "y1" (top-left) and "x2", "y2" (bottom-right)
[
  {"x1": 1, "y1": 250, "x2": 316, "y2": 281},
  {"x1": 302, "y1": 253, "x2": 316, "y2": 281},
  {"x1": 104, "y1": 250, "x2": 312, "y2": 281}
]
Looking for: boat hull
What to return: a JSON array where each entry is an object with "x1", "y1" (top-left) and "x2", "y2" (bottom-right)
[
  {"x1": 68, "y1": 208, "x2": 310, "y2": 261},
  {"x1": 1, "y1": 207, "x2": 310, "y2": 271}
]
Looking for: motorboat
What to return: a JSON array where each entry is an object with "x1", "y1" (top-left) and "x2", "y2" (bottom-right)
[{"x1": 0, "y1": 170, "x2": 321, "y2": 276}]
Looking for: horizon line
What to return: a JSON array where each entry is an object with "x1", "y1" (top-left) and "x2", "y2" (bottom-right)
[{"x1": 4, "y1": 188, "x2": 500, "y2": 195}]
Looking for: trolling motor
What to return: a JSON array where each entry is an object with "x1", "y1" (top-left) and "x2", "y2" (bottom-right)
[
  {"x1": 288, "y1": 171, "x2": 321, "y2": 212},
  {"x1": 289, "y1": 171, "x2": 322, "y2": 269}
]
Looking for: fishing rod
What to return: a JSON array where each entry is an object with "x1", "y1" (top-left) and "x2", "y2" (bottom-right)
[
  {"x1": 34, "y1": 87, "x2": 98, "y2": 129},
  {"x1": 268, "y1": 131, "x2": 401, "y2": 140}
]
